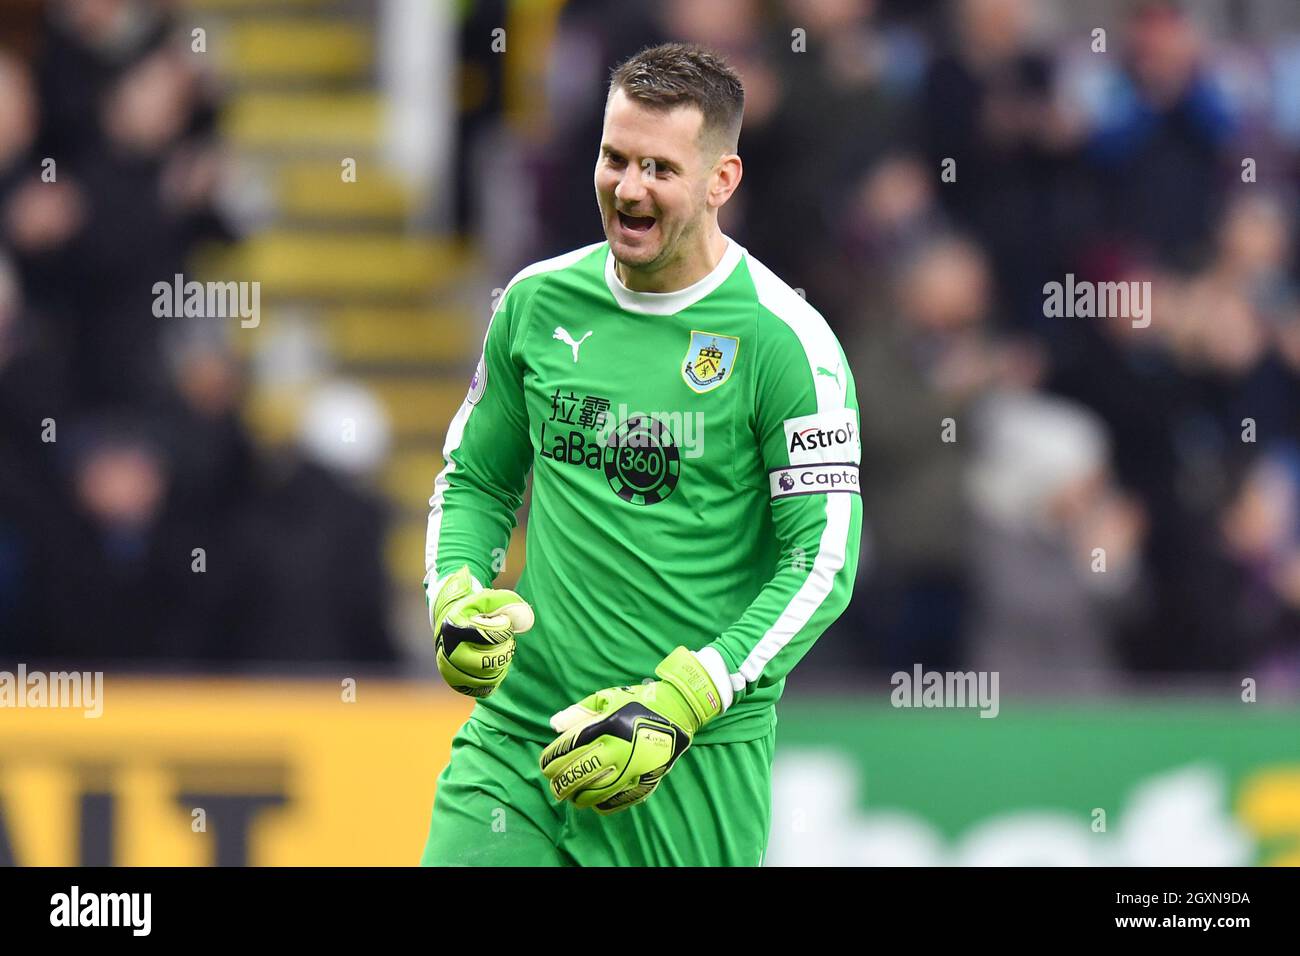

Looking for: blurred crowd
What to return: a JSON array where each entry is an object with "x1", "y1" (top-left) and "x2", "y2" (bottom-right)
[
  {"x1": 484, "y1": 0, "x2": 1300, "y2": 688},
  {"x1": 0, "y1": 0, "x2": 396, "y2": 666},
  {"x1": 4, "y1": 0, "x2": 1300, "y2": 689}
]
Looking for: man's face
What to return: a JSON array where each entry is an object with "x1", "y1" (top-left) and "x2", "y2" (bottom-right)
[{"x1": 595, "y1": 88, "x2": 716, "y2": 273}]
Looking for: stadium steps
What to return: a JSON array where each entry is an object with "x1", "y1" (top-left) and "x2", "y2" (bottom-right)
[
  {"x1": 326, "y1": 306, "x2": 477, "y2": 364},
  {"x1": 382, "y1": 449, "x2": 445, "y2": 511},
  {"x1": 277, "y1": 163, "x2": 411, "y2": 223},
  {"x1": 235, "y1": 371, "x2": 468, "y2": 453},
  {"x1": 185, "y1": 0, "x2": 332, "y2": 11},
  {"x1": 367, "y1": 377, "x2": 470, "y2": 443},
  {"x1": 225, "y1": 232, "x2": 470, "y2": 299},
  {"x1": 222, "y1": 91, "x2": 382, "y2": 153},
  {"x1": 186, "y1": 0, "x2": 483, "y2": 596},
  {"x1": 219, "y1": 20, "x2": 372, "y2": 83}
]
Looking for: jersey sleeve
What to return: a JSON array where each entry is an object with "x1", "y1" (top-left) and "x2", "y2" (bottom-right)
[
  {"x1": 424, "y1": 280, "x2": 534, "y2": 591},
  {"x1": 699, "y1": 314, "x2": 863, "y2": 710}
]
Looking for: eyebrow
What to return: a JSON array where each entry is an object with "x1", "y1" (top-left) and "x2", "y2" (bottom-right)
[{"x1": 601, "y1": 145, "x2": 683, "y2": 173}]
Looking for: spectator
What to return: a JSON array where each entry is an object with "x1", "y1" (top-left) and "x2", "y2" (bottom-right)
[
  {"x1": 965, "y1": 389, "x2": 1145, "y2": 690},
  {"x1": 205, "y1": 382, "x2": 398, "y2": 665},
  {"x1": 835, "y1": 235, "x2": 1010, "y2": 671}
]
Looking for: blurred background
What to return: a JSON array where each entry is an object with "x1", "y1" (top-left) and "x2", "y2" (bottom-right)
[{"x1": 0, "y1": 0, "x2": 1298, "y2": 866}]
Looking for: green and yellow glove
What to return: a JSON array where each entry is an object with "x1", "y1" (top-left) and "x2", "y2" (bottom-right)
[
  {"x1": 539, "y1": 646, "x2": 723, "y2": 814},
  {"x1": 427, "y1": 565, "x2": 535, "y2": 698}
]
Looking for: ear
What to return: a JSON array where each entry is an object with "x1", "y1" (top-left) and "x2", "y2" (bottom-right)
[{"x1": 708, "y1": 153, "x2": 743, "y2": 209}]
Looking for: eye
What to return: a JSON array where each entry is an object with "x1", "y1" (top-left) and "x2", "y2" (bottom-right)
[{"x1": 605, "y1": 153, "x2": 626, "y2": 168}]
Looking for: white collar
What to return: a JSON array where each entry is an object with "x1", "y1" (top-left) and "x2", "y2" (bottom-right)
[{"x1": 604, "y1": 235, "x2": 743, "y2": 315}]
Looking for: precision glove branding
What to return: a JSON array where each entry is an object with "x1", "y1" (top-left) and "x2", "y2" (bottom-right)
[
  {"x1": 480, "y1": 648, "x2": 513, "y2": 669},
  {"x1": 551, "y1": 755, "x2": 604, "y2": 796},
  {"x1": 539, "y1": 651, "x2": 714, "y2": 814}
]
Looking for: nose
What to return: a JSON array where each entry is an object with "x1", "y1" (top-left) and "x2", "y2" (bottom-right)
[{"x1": 614, "y1": 163, "x2": 647, "y2": 206}]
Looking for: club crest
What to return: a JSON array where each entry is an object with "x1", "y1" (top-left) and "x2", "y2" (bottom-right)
[{"x1": 681, "y1": 331, "x2": 739, "y2": 394}]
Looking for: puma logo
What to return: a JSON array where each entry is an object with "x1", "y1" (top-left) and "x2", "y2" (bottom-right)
[
  {"x1": 816, "y1": 363, "x2": 844, "y2": 392},
  {"x1": 553, "y1": 326, "x2": 593, "y2": 363}
]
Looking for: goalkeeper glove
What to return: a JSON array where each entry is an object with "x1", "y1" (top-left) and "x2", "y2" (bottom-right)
[
  {"x1": 427, "y1": 565, "x2": 535, "y2": 698},
  {"x1": 539, "y1": 646, "x2": 723, "y2": 814}
]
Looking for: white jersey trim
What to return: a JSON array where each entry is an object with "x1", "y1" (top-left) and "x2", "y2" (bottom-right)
[
  {"x1": 738, "y1": 493, "x2": 853, "y2": 687},
  {"x1": 604, "y1": 235, "x2": 743, "y2": 315},
  {"x1": 733, "y1": 251, "x2": 856, "y2": 691}
]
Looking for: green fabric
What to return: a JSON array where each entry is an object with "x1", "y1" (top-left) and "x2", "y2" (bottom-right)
[
  {"x1": 421, "y1": 716, "x2": 773, "y2": 866},
  {"x1": 427, "y1": 239, "x2": 862, "y2": 744}
]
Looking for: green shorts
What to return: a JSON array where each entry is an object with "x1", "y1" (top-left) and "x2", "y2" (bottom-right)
[{"x1": 420, "y1": 716, "x2": 774, "y2": 866}]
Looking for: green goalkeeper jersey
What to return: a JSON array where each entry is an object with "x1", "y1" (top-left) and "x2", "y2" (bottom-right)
[{"x1": 425, "y1": 235, "x2": 862, "y2": 744}]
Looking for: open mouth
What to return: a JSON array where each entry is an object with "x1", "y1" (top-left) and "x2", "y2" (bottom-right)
[{"x1": 617, "y1": 211, "x2": 656, "y2": 234}]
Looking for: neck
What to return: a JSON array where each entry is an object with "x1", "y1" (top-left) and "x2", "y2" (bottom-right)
[{"x1": 616, "y1": 225, "x2": 728, "y2": 293}]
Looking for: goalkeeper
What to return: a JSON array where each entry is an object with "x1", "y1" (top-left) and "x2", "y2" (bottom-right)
[{"x1": 420, "y1": 42, "x2": 861, "y2": 867}]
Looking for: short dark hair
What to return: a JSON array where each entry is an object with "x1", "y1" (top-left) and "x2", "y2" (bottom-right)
[{"x1": 607, "y1": 42, "x2": 745, "y2": 156}]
